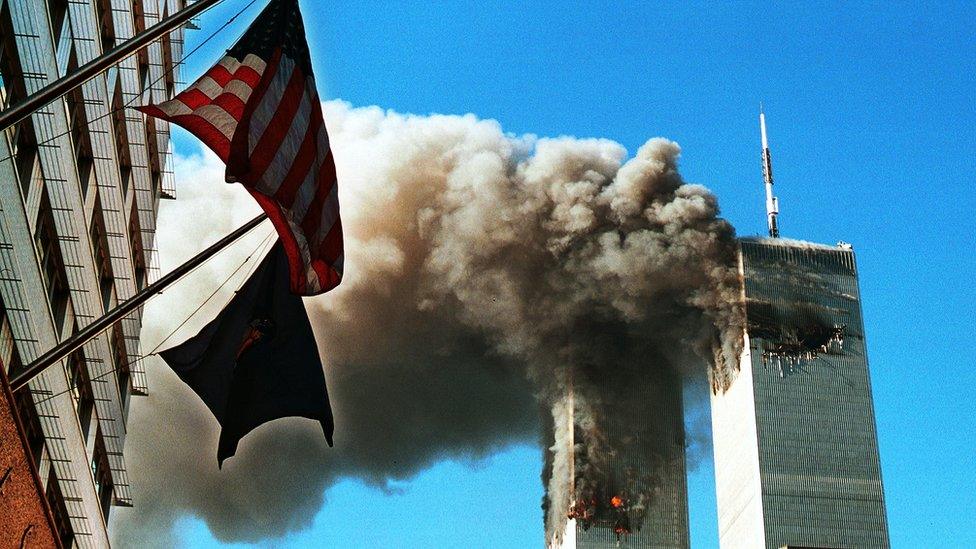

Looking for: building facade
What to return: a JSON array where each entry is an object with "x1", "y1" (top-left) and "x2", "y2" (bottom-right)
[
  {"x1": 573, "y1": 389, "x2": 689, "y2": 548},
  {"x1": 0, "y1": 0, "x2": 182, "y2": 545},
  {"x1": 710, "y1": 237, "x2": 889, "y2": 548},
  {"x1": 571, "y1": 445, "x2": 689, "y2": 548},
  {"x1": 0, "y1": 365, "x2": 62, "y2": 548},
  {"x1": 548, "y1": 376, "x2": 690, "y2": 549}
]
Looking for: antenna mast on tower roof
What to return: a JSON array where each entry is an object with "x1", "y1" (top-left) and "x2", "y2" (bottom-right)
[{"x1": 760, "y1": 105, "x2": 780, "y2": 238}]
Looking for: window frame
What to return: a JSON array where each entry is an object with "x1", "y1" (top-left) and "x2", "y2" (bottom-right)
[
  {"x1": 90, "y1": 430, "x2": 114, "y2": 520},
  {"x1": 34, "y1": 193, "x2": 71, "y2": 335},
  {"x1": 67, "y1": 351, "x2": 95, "y2": 440},
  {"x1": 45, "y1": 468, "x2": 75, "y2": 548},
  {"x1": 46, "y1": 0, "x2": 70, "y2": 46},
  {"x1": 65, "y1": 48, "x2": 96, "y2": 198},
  {"x1": 89, "y1": 200, "x2": 115, "y2": 313}
]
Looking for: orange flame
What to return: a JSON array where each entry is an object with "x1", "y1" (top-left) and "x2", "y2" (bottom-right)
[{"x1": 610, "y1": 495, "x2": 624, "y2": 508}]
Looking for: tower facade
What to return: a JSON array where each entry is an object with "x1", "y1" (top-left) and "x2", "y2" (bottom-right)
[
  {"x1": 710, "y1": 238, "x2": 889, "y2": 548},
  {"x1": 0, "y1": 0, "x2": 182, "y2": 545},
  {"x1": 571, "y1": 437, "x2": 689, "y2": 549},
  {"x1": 547, "y1": 376, "x2": 690, "y2": 549}
]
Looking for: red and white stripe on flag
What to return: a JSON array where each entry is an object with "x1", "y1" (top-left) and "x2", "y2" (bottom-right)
[{"x1": 137, "y1": 0, "x2": 342, "y2": 296}]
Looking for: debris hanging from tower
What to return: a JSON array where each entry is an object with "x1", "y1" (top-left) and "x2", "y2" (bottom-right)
[{"x1": 741, "y1": 236, "x2": 859, "y2": 378}]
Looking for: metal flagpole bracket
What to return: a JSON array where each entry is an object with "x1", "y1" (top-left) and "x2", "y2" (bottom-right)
[
  {"x1": 0, "y1": 0, "x2": 224, "y2": 134},
  {"x1": 9, "y1": 213, "x2": 269, "y2": 393}
]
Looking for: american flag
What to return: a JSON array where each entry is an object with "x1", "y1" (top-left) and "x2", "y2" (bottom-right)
[{"x1": 138, "y1": 0, "x2": 341, "y2": 295}]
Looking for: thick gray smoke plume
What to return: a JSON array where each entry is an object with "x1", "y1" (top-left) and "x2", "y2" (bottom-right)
[{"x1": 111, "y1": 101, "x2": 742, "y2": 545}]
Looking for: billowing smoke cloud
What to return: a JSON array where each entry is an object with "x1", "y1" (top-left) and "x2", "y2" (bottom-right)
[{"x1": 110, "y1": 101, "x2": 742, "y2": 545}]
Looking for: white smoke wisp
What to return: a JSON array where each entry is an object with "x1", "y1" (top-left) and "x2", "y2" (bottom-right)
[{"x1": 111, "y1": 101, "x2": 742, "y2": 545}]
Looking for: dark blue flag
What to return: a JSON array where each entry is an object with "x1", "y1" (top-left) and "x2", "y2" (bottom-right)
[{"x1": 161, "y1": 241, "x2": 333, "y2": 466}]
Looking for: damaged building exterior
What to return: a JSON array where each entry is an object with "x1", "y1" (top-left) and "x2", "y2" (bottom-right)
[
  {"x1": 710, "y1": 237, "x2": 889, "y2": 548},
  {"x1": 546, "y1": 379, "x2": 690, "y2": 549},
  {"x1": 569, "y1": 426, "x2": 689, "y2": 548}
]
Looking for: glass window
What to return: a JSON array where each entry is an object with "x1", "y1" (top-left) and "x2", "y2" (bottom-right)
[
  {"x1": 34, "y1": 194, "x2": 71, "y2": 335},
  {"x1": 0, "y1": 302, "x2": 13, "y2": 372},
  {"x1": 129, "y1": 201, "x2": 147, "y2": 291},
  {"x1": 93, "y1": 0, "x2": 115, "y2": 54},
  {"x1": 90, "y1": 203, "x2": 115, "y2": 313},
  {"x1": 67, "y1": 351, "x2": 94, "y2": 440},
  {"x1": 129, "y1": 201, "x2": 147, "y2": 290},
  {"x1": 111, "y1": 79, "x2": 133, "y2": 194},
  {"x1": 0, "y1": 3, "x2": 25, "y2": 110},
  {"x1": 65, "y1": 49, "x2": 95, "y2": 197},
  {"x1": 13, "y1": 383, "x2": 45, "y2": 470},
  {"x1": 112, "y1": 325, "x2": 130, "y2": 410},
  {"x1": 13, "y1": 120, "x2": 39, "y2": 198},
  {"x1": 138, "y1": 55, "x2": 150, "y2": 93},
  {"x1": 4, "y1": 341, "x2": 23, "y2": 378},
  {"x1": 46, "y1": 0, "x2": 69, "y2": 45},
  {"x1": 45, "y1": 469, "x2": 75, "y2": 548},
  {"x1": 91, "y1": 431, "x2": 114, "y2": 520}
]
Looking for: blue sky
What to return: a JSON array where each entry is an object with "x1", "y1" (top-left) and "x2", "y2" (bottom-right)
[{"x1": 166, "y1": 1, "x2": 975, "y2": 547}]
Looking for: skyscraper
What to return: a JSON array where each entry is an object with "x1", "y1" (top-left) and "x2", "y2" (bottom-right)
[
  {"x1": 546, "y1": 376, "x2": 690, "y2": 549},
  {"x1": 570, "y1": 412, "x2": 689, "y2": 548},
  {"x1": 0, "y1": 0, "x2": 183, "y2": 545},
  {"x1": 709, "y1": 113, "x2": 889, "y2": 548}
]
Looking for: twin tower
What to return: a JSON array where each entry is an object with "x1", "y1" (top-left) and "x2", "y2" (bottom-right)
[{"x1": 551, "y1": 113, "x2": 889, "y2": 549}]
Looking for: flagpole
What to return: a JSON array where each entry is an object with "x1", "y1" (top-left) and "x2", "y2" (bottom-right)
[
  {"x1": 0, "y1": 0, "x2": 224, "y2": 133},
  {"x1": 9, "y1": 213, "x2": 269, "y2": 393}
]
